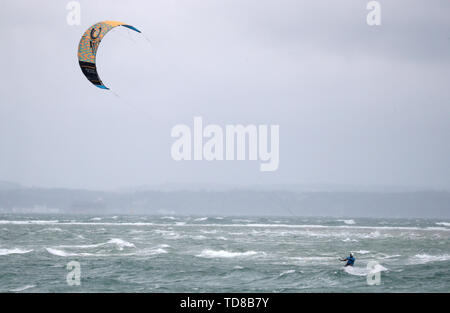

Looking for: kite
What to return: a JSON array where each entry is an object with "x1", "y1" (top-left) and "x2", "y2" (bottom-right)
[{"x1": 78, "y1": 21, "x2": 141, "y2": 90}]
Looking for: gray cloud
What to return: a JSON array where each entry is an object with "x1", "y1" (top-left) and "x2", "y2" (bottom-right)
[{"x1": 0, "y1": 0, "x2": 449, "y2": 189}]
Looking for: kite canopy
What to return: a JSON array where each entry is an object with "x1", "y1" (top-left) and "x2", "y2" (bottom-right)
[{"x1": 78, "y1": 21, "x2": 141, "y2": 90}]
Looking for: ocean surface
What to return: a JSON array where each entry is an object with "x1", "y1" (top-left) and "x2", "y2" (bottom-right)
[{"x1": 0, "y1": 214, "x2": 449, "y2": 293}]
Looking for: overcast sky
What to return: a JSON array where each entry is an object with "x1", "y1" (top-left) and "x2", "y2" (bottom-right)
[{"x1": 0, "y1": 0, "x2": 449, "y2": 190}]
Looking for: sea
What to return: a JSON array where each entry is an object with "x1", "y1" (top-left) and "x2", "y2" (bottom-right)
[{"x1": 0, "y1": 214, "x2": 449, "y2": 292}]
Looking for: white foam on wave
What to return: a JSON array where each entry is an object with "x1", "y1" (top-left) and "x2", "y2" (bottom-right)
[
  {"x1": 0, "y1": 220, "x2": 59, "y2": 225},
  {"x1": 57, "y1": 238, "x2": 135, "y2": 250},
  {"x1": 289, "y1": 256, "x2": 336, "y2": 264},
  {"x1": 147, "y1": 248, "x2": 168, "y2": 255},
  {"x1": 0, "y1": 248, "x2": 33, "y2": 256},
  {"x1": 196, "y1": 249, "x2": 259, "y2": 258},
  {"x1": 342, "y1": 238, "x2": 359, "y2": 242},
  {"x1": 426, "y1": 227, "x2": 448, "y2": 231},
  {"x1": 107, "y1": 238, "x2": 135, "y2": 250},
  {"x1": 90, "y1": 217, "x2": 102, "y2": 221},
  {"x1": 380, "y1": 254, "x2": 401, "y2": 259},
  {"x1": 279, "y1": 269, "x2": 296, "y2": 277},
  {"x1": 10, "y1": 285, "x2": 36, "y2": 292},
  {"x1": 354, "y1": 250, "x2": 370, "y2": 255},
  {"x1": 47, "y1": 238, "x2": 136, "y2": 257},
  {"x1": 344, "y1": 264, "x2": 388, "y2": 277},
  {"x1": 1, "y1": 220, "x2": 449, "y2": 233},
  {"x1": 435, "y1": 222, "x2": 450, "y2": 227},
  {"x1": 338, "y1": 219, "x2": 356, "y2": 225},
  {"x1": 363, "y1": 231, "x2": 386, "y2": 239},
  {"x1": 194, "y1": 217, "x2": 208, "y2": 221},
  {"x1": 46, "y1": 248, "x2": 80, "y2": 257},
  {"x1": 39, "y1": 227, "x2": 63, "y2": 232},
  {"x1": 409, "y1": 254, "x2": 450, "y2": 265},
  {"x1": 191, "y1": 235, "x2": 207, "y2": 240},
  {"x1": 154, "y1": 229, "x2": 182, "y2": 239},
  {"x1": 200, "y1": 230, "x2": 217, "y2": 234}
]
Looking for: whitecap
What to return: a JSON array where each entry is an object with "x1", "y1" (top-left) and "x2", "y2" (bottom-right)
[
  {"x1": 39, "y1": 227, "x2": 63, "y2": 232},
  {"x1": 194, "y1": 217, "x2": 208, "y2": 221},
  {"x1": 344, "y1": 264, "x2": 388, "y2": 277},
  {"x1": 10, "y1": 285, "x2": 36, "y2": 292},
  {"x1": 279, "y1": 269, "x2": 296, "y2": 277},
  {"x1": 354, "y1": 250, "x2": 370, "y2": 255},
  {"x1": 409, "y1": 254, "x2": 450, "y2": 265},
  {"x1": 46, "y1": 248, "x2": 77, "y2": 257},
  {"x1": 0, "y1": 220, "x2": 58, "y2": 225},
  {"x1": 191, "y1": 235, "x2": 207, "y2": 240},
  {"x1": 380, "y1": 254, "x2": 401, "y2": 259},
  {"x1": 338, "y1": 219, "x2": 356, "y2": 225},
  {"x1": 435, "y1": 222, "x2": 450, "y2": 227},
  {"x1": 196, "y1": 249, "x2": 259, "y2": 258},
  {"x1": 200, "y1": 230, "x2": 217, "y2": 234},
  {"x1": 0, "y1": 248, "x2": 33, "y2": 256},
  {"x1": 107, "y1": 238, "x2": 135, "y2": 250},
  {"x1": 342, "y1": 238, "x2": 358, "y2": 242}
]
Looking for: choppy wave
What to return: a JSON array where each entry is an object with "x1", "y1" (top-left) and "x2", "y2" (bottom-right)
[
  {"x1": 436, "y1": 222, "x2": 450, "y2": 227},
  {"x1": 342, "y1": 238, "x2": 359, "y2": 242},
  {"x1": 107, "y1": 238, "x2": 135, "y2": 250},
  {"x1": 288, "y1": 256, "x2": 336, "y2": 264},
  {"x1": 409, "y1": 254, "x2": 450, "y2": 265},
  {"x1": 338, "y1": 219, "x2": 356, "y2": 225},
  {"x1": 1, "y1": 220, "x2": 449, "y2": 232},
  {"x1": 191, "y1": 235, "x2": 207, "y2": 240},
  {"x1": 39, "y1": 227, "x2": 63, "y2": 232},
  {"x1": 354, "y1": 250, "x2": 370, "y2": 255},
  {"x1": 57, "y1": 238, "x2": 135, "y2": 250},
  {"x1": 194, "y1": 217, "x2": 208, "y2": 222},
  {"x1": 46, "y1": 248, "x2": 86, "y2": 257},
  {"x1": 196, "y1": 249, "x2": 259, "y2": 258},
  {"x1": 0, "y1": 248, "x2": 33, "y2": 256},
  {"x1": 0, "y1": 220, "x2": 59, "y2": 225},
  {"x1": 344, "y1": 264, "x2": 388, "y2": 277},
  {"x1": 379, "y1": 254, "x2": 401, "y2": 259},
  {"x1": 279, "y1": 269, "x2": 296, "y2": 277},
  {"x1": 10, "y1": 285, "x2": 36, "y2": 292}
]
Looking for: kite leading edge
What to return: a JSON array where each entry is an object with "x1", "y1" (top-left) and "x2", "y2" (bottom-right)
[{"x1": 77, "y1": 21, "x2": 141, "y2": 90}]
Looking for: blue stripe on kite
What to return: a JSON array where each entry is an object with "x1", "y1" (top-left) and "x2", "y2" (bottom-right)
[
  {"x1": 122, "y1": 24, "x2": 141, "y2": 33},
  {"x1": 96, "y1": 85, "x2": 109, "y2": 90}
]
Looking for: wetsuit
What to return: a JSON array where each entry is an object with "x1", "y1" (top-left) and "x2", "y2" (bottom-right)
[{"x1": 344, "y1": 256, "x2": 355, "y2": 267}]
